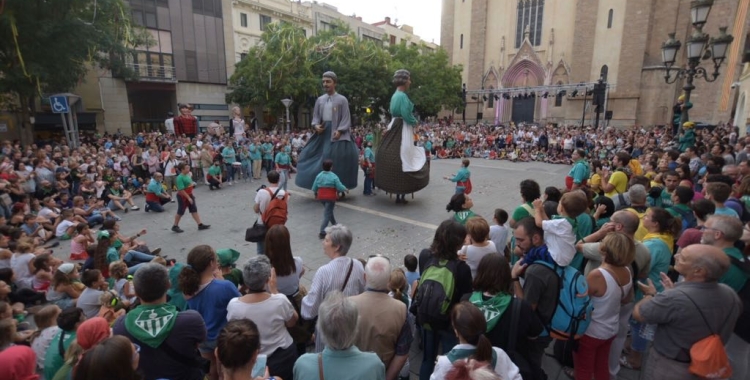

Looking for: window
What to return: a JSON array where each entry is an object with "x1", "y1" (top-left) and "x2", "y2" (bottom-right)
[
  {"x1": 185, "y1": 50, "x2": 198, "y2": 82},
  {"x1": 460, "y1": 34, "x2": 463, "y2": 49},
  {"x1": 260, "y1": 15, "x2": 272, "y2": 31},
  {"x1": 145, "y1": 11, "x2": 157, "y2": 28},
  {"x1": 390, "y1": 35, "x2": 396, "y2": 45},
  {"x1": 515, "y1": 0, "x2": 545, "y2": 48},
  {"x1": 488, "y1": 90, "x2": 494, "y2": 109},
  {"x1": 240, "y1": 13, "x2": 247, "y2": 27},
  {"x1": 607, "y1": 9, "x2": 613, "y2": 29},
  {"x1": 192, "y1": 0, "x2": 202, "y2": 12},
  {"x1": 132, "y1": 10, "x2": 144, "y2": 26},
  {"x1": 240, "y1": 53, "x2": 247, "y2": 61}
]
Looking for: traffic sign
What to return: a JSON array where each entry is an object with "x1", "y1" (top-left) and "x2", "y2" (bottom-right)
[{"x1": 50, "y1": 96, "x2": 69, "y2": 113}]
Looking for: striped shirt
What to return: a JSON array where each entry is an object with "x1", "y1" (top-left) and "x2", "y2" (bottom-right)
[{"x1": 301, "y1": 256, "x2": 365, "y2": 352}]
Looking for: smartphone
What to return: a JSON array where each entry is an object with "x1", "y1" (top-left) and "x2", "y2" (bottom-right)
[{"x1": 251, "y1": 354, "x2": 267, "y2": 378}]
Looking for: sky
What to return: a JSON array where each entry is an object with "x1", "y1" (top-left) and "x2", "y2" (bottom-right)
[{"x1": 316, "y1": 0, "x2": 443, "y2": 44}]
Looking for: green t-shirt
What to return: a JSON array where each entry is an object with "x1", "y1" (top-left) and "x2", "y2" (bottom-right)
[
  {"x1": 511, "y1": 203, "x2": 533, "y2": 222},
  {"x1": 44, "y1": 330, "x2": 77, "y2": 380},
  {"x1": 208, "y1": 165, "x2": 222, "y2": 176},
  {"x1": 658, "y1": 188, "x2": 674, "y2": 208},
  {"x1": 720, "y1": 247, "x2": 750, "y2": 292},
  {"x1": 106, "y1": 246, "x2": 119, "y2": 264},
  {"x1": 453, "y1": 210, "x2": 478, "y2": 225},
  {"x1": 176, "y1": 173, "x2": 193, "y2": 191},
  {"x1": 223, "y1": 268, "x2": 244, "y2": 288}
]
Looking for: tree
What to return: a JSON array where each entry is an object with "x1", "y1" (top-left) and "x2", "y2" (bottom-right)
[
  {"x1": 388, "y1": 43, "x2": 463, "y2": 118},
  {"x1": 227, "y1": 23, "x2": 318, "y2": 124},
  {"x1": 0, "y1": 0, "x2": 150, "y2": 143}
]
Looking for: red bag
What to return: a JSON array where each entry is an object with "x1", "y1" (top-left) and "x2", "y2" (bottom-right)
[
  {"x1": 459, "y1": 179, "x2": 473, "y2": 194},
  {"x1": 262, "y1": 188, "x2": 288, "y2": 227},
  {"x1": 316, "y1": 187, "x2": 338, "y2": 201}
]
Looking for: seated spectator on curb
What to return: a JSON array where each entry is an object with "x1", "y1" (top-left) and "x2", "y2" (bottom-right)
[
  {"x1": 76, "y1": 269, "x2": 107, "y2": 319},
  {"x1": 113, "y1": 263, "x2": 207, "y2": 380}
]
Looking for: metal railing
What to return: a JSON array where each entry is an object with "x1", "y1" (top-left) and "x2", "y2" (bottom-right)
[{"x1": 124, "y1": 63, "x2": 177, "y2": 82}]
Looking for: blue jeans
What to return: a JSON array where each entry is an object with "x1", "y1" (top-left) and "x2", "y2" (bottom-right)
[
  {"x1": 146, "y1": 198, "x2": 169, "y2": 213},
  {"x1": 420, "y1": 328, "x2": 459, "y2": 380},
  {"x1": 225, "y1": 163, "x2": 235, "y2": 182},
  {"x1": 363, "y1": 176, "x2": 373, "y2": 195},
  {"x1": 256, "y1": 239, "x2": 265, "y2": 255},
  {"x1": 278, "y1": 169, "x2": 288, "y2": 191},
  {"x1": 320, "y1": 201, "x2": 336, "y2": 234},
  {"x1": 86, "y1": 214, "x2": 103, "y2": 227},
  {"x1": 124, "y1": 250, "x2": 153, "y2": 274}
]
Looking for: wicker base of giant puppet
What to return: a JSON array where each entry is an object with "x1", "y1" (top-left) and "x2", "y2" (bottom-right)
[{"x1": 374, "y1": 118, "x2": 429, "y2": 194}]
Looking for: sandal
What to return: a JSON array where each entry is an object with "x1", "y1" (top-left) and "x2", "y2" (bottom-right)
[{"x1": 619, "y1": 355, "x2": 641, "y2": 370}]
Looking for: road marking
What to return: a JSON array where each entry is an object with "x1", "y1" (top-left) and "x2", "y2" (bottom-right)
[{"x1": 287, "y1": 190, "x2": 439, "y2": 230}]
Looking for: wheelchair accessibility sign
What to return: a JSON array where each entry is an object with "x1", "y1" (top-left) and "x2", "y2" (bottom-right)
[{"x1": 50, "y1": 96, "x2": 69, "y2": 113}]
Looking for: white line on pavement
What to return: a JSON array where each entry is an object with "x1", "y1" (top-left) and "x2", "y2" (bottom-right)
[{"x1": 287, "y1": 190, "x2": 439, "y2": 230}]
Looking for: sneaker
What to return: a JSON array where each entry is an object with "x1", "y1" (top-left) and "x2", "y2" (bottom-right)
[
  {"x1": 144, "y1": 204, "x2": 150, "y2": 212},
  {"x1": 228, "y1": 182, "x2": 233, "y2": 186},
  {"x1": 170, "y1": 199, "x2": 175, "y2": 203},
  {"x1": 114, "y1": 216, "x2": 122, "y2": 221},
  {"x1": 124, "y1": 207, "x2": 129, "y2": 213},
  {"x1": 198, "y1": 224, "x2": 211, "y2": 230},
  {"x1": 171, "y1": 226, "x2": 184, "y2": 233},
  {"x1": 151, "y1": 248, "x2": 162, "y2": 256},
  {"x1": 131, "y1": 205, "x2": 140, "y2": 211},
  {"x1": 318, "y1": 232, "x2": 326, "y2": 239}
]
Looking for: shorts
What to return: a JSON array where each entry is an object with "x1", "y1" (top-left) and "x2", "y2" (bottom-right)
[
  {"x1": 177, "y1": 194, "x2": 198, "y2": 216},
  {"x1": 60, "y1": 233, "x2": 71, "y2": 240},
  {"x1": 198, "y1": 339, "x2": 216, "y2": 354}
]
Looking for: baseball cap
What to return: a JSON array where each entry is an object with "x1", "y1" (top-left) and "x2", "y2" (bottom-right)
[
  {"x1": 58, "y1": 263, "x2": 75, "y2": 274},
  {"x1": 216, "y1": 248, "x2": 240, "y2": 267}
]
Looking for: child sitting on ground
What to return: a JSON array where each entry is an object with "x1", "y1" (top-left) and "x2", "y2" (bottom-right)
[
  {"x1": 54, "y1": 210, "x2": 78, "y2": 241},
  {"x1": 97, "y1": 290, "x2": 127, "y2": 325},
  {"x1": 522, "y1": 191, "x2": 588, "y2": 267},
  {"x1": 109, "y1": 261, "x2": 136, "y2": 304}
]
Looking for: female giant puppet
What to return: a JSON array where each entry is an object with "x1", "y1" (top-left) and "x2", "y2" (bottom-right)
[{"x1": 375, "y1": 69, "x2": 430, "y2": 204}]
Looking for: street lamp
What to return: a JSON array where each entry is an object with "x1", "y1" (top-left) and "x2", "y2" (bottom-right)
[
  {"x1": 280, "y1": 98, "x2": 293, "y2": 134},
  {"x1": 662, "y1": 0, "x2": 734, "y2": 135}
]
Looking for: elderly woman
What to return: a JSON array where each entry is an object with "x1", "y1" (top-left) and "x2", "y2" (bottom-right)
[
  {"x1": 227, "y1": 255, "x2": 298, "y2": 380},
  {"x1": 294, "y1": 291, "x2": 385, "y2": 380},
  {"x1": 375, "y1": 69, "x2": 429, "y2": 204},
  {"x1": 301, "y1": 224, "x2": 365, "y2": 352}
]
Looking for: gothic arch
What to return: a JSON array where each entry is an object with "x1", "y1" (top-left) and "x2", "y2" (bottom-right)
[
  {"x1": 501, "y1": 59, "x2": 545, "y2": 88},
  {"x1": 551, "y1": 59, "x2": 570, "y2": 85}
]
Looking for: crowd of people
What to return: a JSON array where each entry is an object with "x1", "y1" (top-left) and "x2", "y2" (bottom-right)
[{"x1": 0, "y1": 65, "x2": 749, "y2": 380}]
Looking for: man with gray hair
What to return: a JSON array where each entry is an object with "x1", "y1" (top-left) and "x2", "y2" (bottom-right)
[
  {"x1": 699, "y1": 214, "x2": 750, "y2": 378},
  {"x1": 113, "y1": 263, "x2": 207, "y2": 380},
  {"x1": 349, "y1": 256, "x2": 412, "y2": 380},
  {"x1": 295, "y1": 71, "x2": 359, "y2": 191},
  {"x1": 623, "y1": 184, "x2": 649, "y2": 241},
  {"x1": 294, "y1": 291, "x2": 386, "y2": 380},
  {"x1": 576, "y1": 210, "x2": 651, "y2": 378},
  {"x1": 634, "y1": 244, "x2": 741, "y2": 380}
]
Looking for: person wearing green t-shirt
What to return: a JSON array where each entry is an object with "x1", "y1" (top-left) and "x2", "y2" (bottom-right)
[
  {"x1": 207, "y1": 160, "x2": 223, "y2": 190},
  {"x1": 446, "y1": 193, "x2": 477, "y2": 225},
  {"x1": 700, "y1": 215, "x2": 750, "y2": 292},
  {"x1": 172, "y1": 163, "x2": 210, "y2": 233}
]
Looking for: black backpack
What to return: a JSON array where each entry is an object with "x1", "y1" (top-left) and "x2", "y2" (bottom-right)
[{"x1": 410, "y1": 255, "x2": 460, "y2": 331}]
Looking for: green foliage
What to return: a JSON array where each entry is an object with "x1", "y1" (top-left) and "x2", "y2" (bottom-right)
[
  {"x1": 0, "y1": 0, "x2": 151, "y2": 98},
  {"x1": 227, "y1": 22, "x2": 463, "y2": 124}
]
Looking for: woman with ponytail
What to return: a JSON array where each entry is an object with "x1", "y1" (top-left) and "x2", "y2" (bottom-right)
[
  {"x1": 178, "y1": 245, "x2": 240, "y2": 380},
  {"x1": 430, "y1": 302, "x2": 522, "y2": 380}
]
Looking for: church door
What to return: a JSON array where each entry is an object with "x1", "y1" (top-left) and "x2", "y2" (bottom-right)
[{"x1": 512, "y1": 97, "x2": 535, "y2": 124}]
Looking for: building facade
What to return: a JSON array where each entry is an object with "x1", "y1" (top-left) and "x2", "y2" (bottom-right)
[{"x1": 442, "y1": 0, "x2": 750, "y2": 127}]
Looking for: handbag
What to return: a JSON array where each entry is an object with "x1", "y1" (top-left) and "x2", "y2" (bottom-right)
[{"x1": 245, "y1": 219, "x2": 267, "y2": 243}]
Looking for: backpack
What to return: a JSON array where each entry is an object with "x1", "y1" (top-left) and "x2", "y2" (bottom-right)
[
  {"x1": 679, "y1": 290, "x2": 734, "y2": 379},
  {"x1": 535, "y1": 261, "x2": 592, "y2": 340},
  {"x1": 729, "y1": 256, "x2": 750, "y2": 343},
  {"x1": 410, "y1": 256, "x2": 460, "y2": 330},
  {"x1": 262, "y1": 187, "x2": 288, "y2": 227},
  {"x1": 671, "y1": 206, "x2": 697, "y2": 233}
]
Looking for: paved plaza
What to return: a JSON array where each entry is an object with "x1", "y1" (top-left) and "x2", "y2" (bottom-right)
[{"x1": 48, "y1": 158, "x2": 640, "y2": 380}]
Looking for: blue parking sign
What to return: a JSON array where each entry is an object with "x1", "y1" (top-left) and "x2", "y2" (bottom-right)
[{"x1": 50, "y1": 96, "x2": 69, "y2": 113}]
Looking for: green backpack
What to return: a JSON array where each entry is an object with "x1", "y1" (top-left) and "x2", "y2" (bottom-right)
[{"x1": 410, "y1": 256, "x2": 459, "y2": 330}]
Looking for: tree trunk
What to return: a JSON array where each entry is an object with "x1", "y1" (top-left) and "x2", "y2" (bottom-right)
[{"x1": 17, "y1": 94, "x2": 34, "y2": 146}]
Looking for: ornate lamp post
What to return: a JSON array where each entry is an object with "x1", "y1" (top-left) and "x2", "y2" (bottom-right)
[
  {"x1": 281, "y1": 98, "x2": 293, "y2": 133},
  {"x1": 662, "y1": 0, "x2": 733, "y2": 134}
]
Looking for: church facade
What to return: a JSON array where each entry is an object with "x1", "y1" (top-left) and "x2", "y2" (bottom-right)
[{"x1": 441, "y1": 0, "x2": 750, "y2": 127}]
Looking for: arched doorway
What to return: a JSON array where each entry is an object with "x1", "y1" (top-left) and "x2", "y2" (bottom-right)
[{"x1": 500, "y1": 59, "x2": 545, "y2": 124}]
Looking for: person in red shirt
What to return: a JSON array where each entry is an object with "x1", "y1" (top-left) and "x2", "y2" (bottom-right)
[{"x1": 174, "y1": 104, "x2": 198, "y2": 138}]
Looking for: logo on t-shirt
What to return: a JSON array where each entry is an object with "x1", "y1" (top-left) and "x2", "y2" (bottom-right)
[{"x1": 134, "y1": 307, "x2": 175, "y2": 337}]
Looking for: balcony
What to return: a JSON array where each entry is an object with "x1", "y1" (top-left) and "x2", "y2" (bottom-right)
[{"x1": 124, "y1": 63, "x2": 177, "y2": 82}]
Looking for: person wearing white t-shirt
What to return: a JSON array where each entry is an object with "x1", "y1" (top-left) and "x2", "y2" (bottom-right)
[
  {"x1": 163, "y1": 152, "x2": 179, "y2": 199},
  {"x1": 527, "y1": 193, "x2": 588, "y2": 267},
  {"x1": 165, "y1": 112, "x2": 175, "y2": 135},
  {"x1": 253, "y1": 171, "x2": 286, "y2": 255},
  {"x1": 488, "y1": 209, "x2": 510, "y2": 255},
  {"x1": 458, "y1": 217, "x2": 498, "y2": 279},
  {"x1": 54, "y1": 210, "x2": 78, "y2": 239}
]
